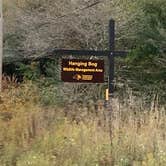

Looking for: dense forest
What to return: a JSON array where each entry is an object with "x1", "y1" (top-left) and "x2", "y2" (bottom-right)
[{"x1": 0, "y1": 0, "x2": 166, "y2": 165}]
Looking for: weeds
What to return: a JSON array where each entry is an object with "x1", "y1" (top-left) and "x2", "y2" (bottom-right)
[{"x1": 0, "y1": 81, "x2": 165, "y2": 166}]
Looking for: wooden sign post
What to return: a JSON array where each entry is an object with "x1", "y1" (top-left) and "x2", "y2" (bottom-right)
[
  {"x1": 59, "y1": 19, "x2": 125, "y2": 100},
  {"x1": 108, "y1": 19, "x2": 115, "y2": 96}
]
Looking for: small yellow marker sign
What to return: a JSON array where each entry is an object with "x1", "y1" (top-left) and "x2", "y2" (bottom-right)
[{"x1": 105, "y1": 88, "x2": 109, "y2": 101}]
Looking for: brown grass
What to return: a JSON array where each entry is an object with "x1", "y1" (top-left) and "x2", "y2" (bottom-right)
[{"x1": 0, "y1": 82, "x2": 166, "y2": 165}]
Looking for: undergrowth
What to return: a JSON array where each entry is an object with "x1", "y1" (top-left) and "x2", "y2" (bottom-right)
[{"x1": 0, "y1": 81, "x2": 165, "y2": 166}]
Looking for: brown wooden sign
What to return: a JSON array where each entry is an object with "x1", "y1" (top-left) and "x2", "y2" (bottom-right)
[{"x1": 61, "y1": 59, "x2": 104, "y2": 83}]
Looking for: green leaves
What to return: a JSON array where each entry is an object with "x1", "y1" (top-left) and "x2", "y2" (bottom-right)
[{"x1": 135, "y1": 0, "x2": 166, "y2": 56}]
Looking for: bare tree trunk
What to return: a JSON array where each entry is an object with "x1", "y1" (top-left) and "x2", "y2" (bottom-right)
[{"x1": 0, "y1": 0, "x2": 3, "y2": 92}]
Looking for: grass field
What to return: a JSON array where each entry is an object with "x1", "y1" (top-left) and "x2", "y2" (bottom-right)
[{"x1": 0, "y1": 81, "x2": 166, "y2": 166}]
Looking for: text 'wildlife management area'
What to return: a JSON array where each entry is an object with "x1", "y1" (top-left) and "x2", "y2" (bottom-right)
[{"x1": 61, "y1": 59, "x2": 104, "y2": 83}]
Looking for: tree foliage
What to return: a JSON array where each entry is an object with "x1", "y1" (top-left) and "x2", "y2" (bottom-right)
[
  {"x1": 139, "y1": 0, "x2": 166, "y2": 55},
  {"x1": 3, "y1": 0, "x2": 166, "y2": 99}
]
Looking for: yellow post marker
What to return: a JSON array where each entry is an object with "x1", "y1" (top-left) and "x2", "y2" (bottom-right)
[{"x1": 105, "y1": 88, "x2": 109, "y2": 101}]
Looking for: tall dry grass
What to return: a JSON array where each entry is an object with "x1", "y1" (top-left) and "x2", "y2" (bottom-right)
[{"x1": 0, "y1": 80, "x2": 165, "y2": 165}]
